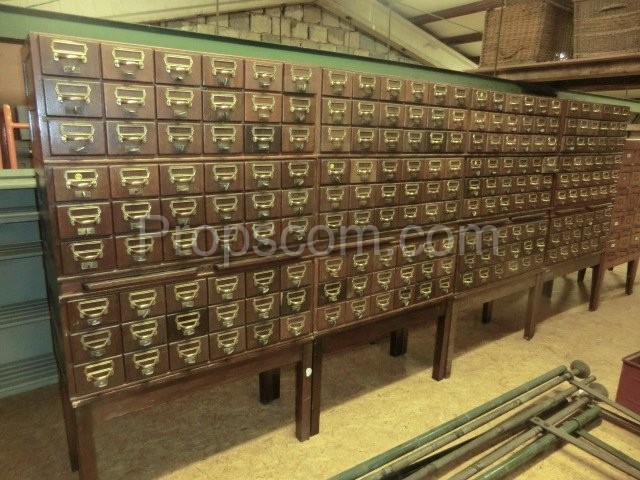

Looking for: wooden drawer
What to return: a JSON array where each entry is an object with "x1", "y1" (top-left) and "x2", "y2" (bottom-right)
[
  {"x1": 448, "y1": 109, "x2": 468, "y2": 131},
  {"x1": 203, "y1": 123, "x2": 243, "y2": 155},
  {"x1": 101, "y1": 42, "x2": 154, "y2": 83},
  {"x1": 282, "y1": 159, "x2": 315, "y2": 188},
  {"x1": 160, "y1": 196, "x2": 205, "y2": 228},
  {"x1": 320, "y1": 158, "x2": 349, "y2": 185},
  {"x1": 318, "y1": 279, "x2": 347, "y2": 305},
  {"x1": 244, "y1": 160, "x2": 281, "y2": 191},
  {"x1": 371, "y1": 269, "x2": 395, "y2": 294},
  {"x1": 378, "y1": 129, "x2": 402, "y2": 154},
  {"x1": 165, "y1": 278, "x2": 207, "y2": 314},
  {"x1": 371, "y1": 291, "x2": 394, "y2": 315},
  {"x1": 282, "y1": 188, "x2": 315, "y2": 217},
  {"x1": 247, "y1": 220, "x2": 281, "y2": 250},
  {"x1": 206, "y1": 193, "x2": 244, "y2": 225},
  {"x1": 282, "y1": 126, "x2": 315, "y2": 153},
  {"x1": 158, "y1": 164, "x2": 204, "y2": 196},
  {"x1": 245, "y1": 191, "x2": 281, "y2": 221},
  {"x1": 375, "y1": 207, "x2": 399, "y2": 230},
  {"x1": 283, "y1": 64, "x2": 320, "y2": 94},
  {"x1": 244, "y1": 125, "x2": 282, "y2": 154},
  {"x1": 109, "y1": 164, "x2": 159, "y2": 198},
  {"x1": 210, "y1": 224, "x2": 247, "y2": 256},
  {"x1": 157, "y1": 122, "x2": 203, "y2": 156},
  {"x1": 210, "y1": 328, "x2": 246, "y2": 360},
  {"x1": 346, "y1": 297, "x2": 370, "y2": 322},
  {"x1": 380, "y1": 76, "x2": 404, "y2": 102},
  {"x1": 106, "y1": 120, "x2": 158, "y2": 156},
  {"x1": 209, "y1": 301, "x2": 246, "y2": 331},
  {"x1": 315, "y1": 303, "x2": 346, "y2": 330},
  {"x1": 396, "y1": 286, "x2": 415, "y2": 309},
  {"x1": 157, "y1": 85, "x2": 202, "y2": 120},
  {"x1": 167, "y1": 308, "x2": 209, "y2": 342},
  {"x1": 122, "y1": 316, "x2": 167, "y2": 352},
  {"x1": 318, "y1": 255, "x2": 346, "y2": 283},
  {"x1": 426, "y1": 131, "x2": 446, "y2": 153},
  {"x1": 352, "y1": 100, "x2": 379, "y2": 126},
  {"x1": 282, "y1": 95, "x2": 315, "y2": 124},
  {"x1": 103, "y1": 83, "x2": 156, "y2": 119},
  {"x1": 348, "y1": 185, "x2": 373, "y2": 210},
  {"x1": 124, "y1": 346, "x2": 170, "y2": 382},
  {"x1": 60, "y1": 238, "x2": 116, "y2": 275},
  {"x1": 48, "y1": 119, "x2": 105, "y2": 156},
  {"x1": 203, "y1": 90, "x2": 244, "y2": 122},
  {"x1": 245, "y1": 266, "x2": 281, "y2": 298},
  {"x1": 404, "y1": 80, "x2": 428, "y2": 104},
  {"x1": 245, "y1": 59, "x2": 283, "y2": 91},
  {"x1": 350, "y1": 158, "x2": 377, "y2": 184},
  {"x1": 320, "y1": 126, "x2": 351, "y2": 153},
  {"x1": 348, "y1": 209, "x2": 373, "y2": 230},
  {"x1": 120, "y1": 286, "x2": 166, "y2": 322},
  {"x1": 321, "y1": 98, "x2": 351, "y2": 125},
  {"x1": 403, "y1": 130, "x2": 425, "y2": 153},
  {"x1": 280, "y1": 260, "x2": 312, "y2": 290},
  {"x1": 244, "y1": 92, "x2": 282, "y2": 123},
  {"x1": 155, "y1": 49, "x2": 201, "y2": 86},
  {"x1": 67, "y1": 295, "x2": 120, "y2": 332},
  {"x1": 202, "y1": 55, "x2": 244, "y2": 88},
  {"x1": 205, "y1": 162, "x2": 244, "y2": 193},
  {"x1": 43, "y1": 78, "x2": 103, "y2": 117},
  {"x1": 39, "y1": 35, "x2": 101, "y2": 78},
  {"x1": 169, "y1": 336, "x2": 209, "y2": 370},
  {"x1": 280, "y1": 312, "x2": 312, "y2": 341},
  {"x1": 282, "y1": 216, "x2": 315, "y2": 244},
  {"x1": 114, "y1": 233, "x2": 163, "y2": 269},
  {"x1": 281, "y1": 287, "x2": 311, "y2": 316},
  {"x1": 246, "y1": 293, "x2": 280, "y2": 324},
  {"x1": 112, "y1": 199, "x2": 163, "y2": 234},
  {"x1": 322, "y1": 69, "x2": 352, "y2": 97},
  {"x1": 471, "y1": 89, "x2": 489, "y2": 110},
  {"x1": 346, "y1": 275, "x2": 371, "y2": 300},
  {"x1": 246, "y1": 319, "x2": 280, "y2": 350},
  {"x1": 353, "y1": 73, "x2": 380, "y2": 100},
  {"x1": 401, "y1": 158, "x2": 426, "y2": 182},
  {"x1": 73, "y1": 356, "x2": 125, "y2": 396},
  {"x1": 208, "y1": 273, "x2": 245, "y2": 304},
  {"x1": 404, "y1": 105, "x2": 427, "y2": 129},
  {"x1": 162, "y1": 228, "x2": 208, "y2": 261},
  {"x1": 56, "y1": 202, "x2": 112, "y2": 240}
]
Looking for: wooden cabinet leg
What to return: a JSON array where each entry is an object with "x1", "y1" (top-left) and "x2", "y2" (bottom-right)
[
  {"x1": 577, "y1": 268, "x2": 587, "y2": 283},
  {"x1": 481, "y1": 301, "x2": 493, "y2": 324},
  {"x1": 309, "y1": 339, "x2": 323, "y2": 437},
  {"x1": 626, "y1": 259, "x2": 638, "y2": 295},
  {"x1": 524, "y1": 275, "x2": 543, "y2": 340},
  {"x1": 589, "y1": 261, "x2": 606, "y2": 311},
  {"x1": 389, "y1": 329, "x2": 409, "y2": 357},
  {"x1": 295, "y1": 342, "x2": 313, "y2": 441},
  {"x1": 259, "y1": 368, "x2": 281, "y2": 405},
  {"x1": 75, "y1": 405, "x2": 98, "y2": 480},
  {"x1": 59, "y1": 382, "x2": 79, "y2": 472},
  {"x1": 542, "y1": 279, "x2": 554, "y2": 298},
  {"x1": 433, "y1": 298, "x2": 457, "y2": 381}
]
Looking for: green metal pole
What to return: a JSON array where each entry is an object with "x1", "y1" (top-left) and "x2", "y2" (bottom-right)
[{"x1": 576, "y1": 429, "x2": 640, "y2": 472}]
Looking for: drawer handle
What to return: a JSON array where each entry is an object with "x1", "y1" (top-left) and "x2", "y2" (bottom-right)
[
  {"x1": 67, "y1": 205, "x2": 101, "y2": 229},
  {"x1": 406, "y1": 160, "x2": 422, "y2": 178},
  {"x1": 216, "y1": 330, "x2": 240, "y2": 355},
  {"x1": 83, "y1": 360, "x2": 114, "y2": 389},
  {"x1": 64, "y1": 169, "x2": 98, "y2": 196},
  {"x1": 253, "y1": 270, "x2": 276, "y2": 294},
  {"x1": 398, "y1": 287, "x2": 412, "y2": 307},
  {"x1": 400, "y1": 266, "x2": 415, "y2": 285},
  {"x1": 326, "y1": 187, "x2": 345, "y2": 211},
  {"x1": 324, "y1": 306, "x2": 341, "y2": 327},
  {"x1": 133, "y1": 349, "x2": 160, "y2": 377},
  {"x1": 77, "y1": 298, "x2": 109, "y2": 326},
  {"x1": 325, "y1": 213, "x2": 344, "y2": 231},
  {"x1": 252, "y1": 63, "x2": 276, "y2": 88},
  {"x1": 290, "y1": 97, "x2": 311, "y2": 123},
  {"x1": 119, "y1": 167, "x2": 150, "y2": 193},
  {"x1": 462, "y1": 273, "x2": 474, "y2": 286},
  {"x1": 54, "y1": 81, "x2": 91, "y2": 114},
  {"x1": 407, "y1": 131, "x2": 423, "y2": 151},
  {"x1": 253, "y1": 296, "x2": 275, "y2": 319},
  {"x1": 253, "y1": 322, "x2": 275, "y2": 346},
  {"x1": 418, "y1": 283, "x2": 433, "y2": 300},
  {"x1": 440, "y1": 260, "x2": 453, "y2": 274},
  {"x1": 169, "y1": 198, "x2": 197, "y2": 221},
  {"x1": 80, "y1": 329, "x2": 112, "y2": 358},
  {"x1": 291, "y1": 66, "x2": 312, "y2": 93},
  {"x1": 381, "y1": 185, "x2": 397, "y2": 203},
  {"x1": 171, "y1": 230, "x2": 198, "y2": 255},
  {"x1": 421, "y1": 262, "x2": 434, "y2": 278},
  {"x1": 385, "y1": 78, "x2": 402, "y2": 99},
  {"x1": 382, "y1": 161, "x2": 398, "y2": 181},
  {"x1": 351, "y1": 276, "x2": 368, "y2": 297},
  {"x1": 328, "y1": 71, "x2": 347, "y2": 94},
  {"x1": 376, "y1": 271, "x2": 392, "y2": 291},
  {"x1": 116, "y1": 124, "x2": 147, "y2": 152},
  {"x1": 354, "y1": 185, "x2": 372, "y2": 206},
  {"x1": 430, "y1": 108, "x2": 446, "y2": 126},
  {"x1": 164, "y1": 53, "x2": 193, "y2": 80},
  {"x1": 128, "y1": 289, "x2": 157, "y2": 317},
  {"x1": 286, "y1": 264, "x2": 307, "y2": 287},
  {"x1": 384, "y1": 105, "x2": 401, "y2": 125},
  {"x1": 356, "y1": 161, "x2": 373, "y2": 181},
  {"x1": 215, "y1": 303, "x2": 239, "y2": 328},
  {"x1": 324, "y1": 282, "x2": 342, "y2": 302},
  {"x1": 352, "y1": 252, "x2": 370, "y2": 272},
  {"x1": 177, "y1": 340, "x2": 201, "y2": 365},
  {"x1": 166, "y1": 125, "x2": 194, "y2": 152},
  {"x1": 378, "y1": 250, "x2": 394, "y2": 268},
  {"x1": 286, "y1": 218, "x2": 309, "y2": 241},
  {"x1": 289, "y1": 127, "x2": 310, "y2": 152},
  {"x1": 114, "y1": 86, "x2": 146, "y2": 114},
  {"x1": 211, "y1": 126, "x2": 237, "y2": 152},
  {"x1": 325, "y1": 257, "x2": 343, "y2": 278},
  {"x1": 211, "y1": 58, "x2": 237, "y2": 86},
  {"x1": 287, "y1": 162, "x2": 309, "y2": 186},
  {"x1": 327, "y1": 161, "x2": 346, "y2": 183},
  {"x1": 427, "y1": 182, "x2": 441, "y2": 195},
  {"x1": 175, "y1": 311, "x2": 201, "y2": 336},
  {"x1": 449, "y1": 132, "x2": 464, "y2": 146},
  {"x1": 168, "y1": 165, "x2": 196, "y2": 190},
  {"x1": 408, "y1": 106, "x2": 424, "y2": 125},
  {"x1": 288, "y1": 190, "x2": 309, "y2": 214},
  {"x1": 286, "y1": 315, "x2": 306, "y2": 336},
  {"x1": 210, "y1": 93, "x2": 238, "y2": 121},
  {"x1": 112, "y1": 47, "x2": 145, "y2": 75},
  {"x1": 452, "y1": 110, "x2": 466, "y2": 125},
  {"x1": 327, "y1": 99, "x2": 347, "y2": 123},
  {"x1": 474, "y1": 89, "x2": 488, "y2": 106},
  {"x1": 383, "y1": 130, "x2": 400, "y2": 150},
  {"x1": 51, "y1": 38, "x2": 87, "y2": 72},
  {"x1": 211, "y1": 164, "x2": 236, "y2": 190},
  {"x1": 251, "y1": 126, "x2": 275, "y2": 151},
  {"x1": 70, "y1": 240, "x2": 104, "y2": 263},
  {"x1": 350, "y1": 300, "x2": 367, "y2": 319},
  {"x1": 353, "y1": 211, "x2": 371, "y2": 227},
  {"x1": 358, "y1": 75, "x2": 376, "y2": 97},
  {"x1": 327, "y1": 128, "x2": 347, "y2": 150},
  {"x1": 174, "y1": 281, "x2": 200, "y2": 305},
  {"x1": 251, "y1": 163, "x2": 275, "y2": 189},
  {"x1": 215, "y1": 276, "x2": 239, "y2": 300},
  {"x1": 60, "y1": 123, "x2": 95, "y2": 150},
  {"x1": 252, "y1": 222, "x2": 276, "y2": 246},
  {"x1": 356, "y1": 130, "x2": 374, "y2": 150},
  {"x1": 125, "y1": 236, "x2": 154, "y2": 262},
  {"x1": 409, "y1": 81, "x2": 424, "y2": 102},
  {"x1": 356, "y1": 102, "x2": 375, "y2": 124},
  {"x1": 130, "y1": 319, "x2": 159, "y2": 347},
  {"x1": 252, "y1": 192, "x2": 276, "y2": 219},
  {"x1": 121, "y1": 202, "x2": 152, "y2": 230},
  {"x1": 376, "y1": 293, "x2": 391, "y2": 311},
  {"x1": 401, "y1": 244, "x2": 417, "y2": 262},
  {"x1": 252, "y1": 94, "x2": 276, "y2": 121},
  {"x1": 286, "y1": 290, "x2": 307, "y2": 312},
  {"x1": 213, "y1": 195, "x2": 238, "y2": 220}
]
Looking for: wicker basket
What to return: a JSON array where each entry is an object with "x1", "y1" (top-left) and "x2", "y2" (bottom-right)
[
  {"x1": 480, "y1": 0, "x2": 573, "y2": 67},
  {"x1": 574, "y1": 0, "x2": 640, "y2": 58}
]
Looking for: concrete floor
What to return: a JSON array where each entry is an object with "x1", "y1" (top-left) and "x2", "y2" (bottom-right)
[{"x1": 1, "y1": 266, "x2": 639, "y2": 480}]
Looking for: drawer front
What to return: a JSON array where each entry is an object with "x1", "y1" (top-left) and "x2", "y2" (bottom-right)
[
  {"x1": 246, "y1": 293, "x2": 280, "y2": 323},
  {"x1": 346, "y1": 297, "x2": 370, "y2": 322},
  {"x1": 101, "y1": 43, "x2": 154, "y2": 83},
  {"x1": 320, "y1": 159, "x2": 350, "y2": 185},
  {"x1": 60, "y1": 238, "x2": 116, "y2": 275},
  {"x1": 124, "y1": 346, "x2": 170, "y2": 382},
  {"x1": 205, "y1": 162, "x2": 244, "y2": 193},
  {"x1": 404, "y1": 105, "x2": 427, "y2": 129},
  {"x1": 321, "y1": 126, "x2": 351, "y2": 153},
  {"x1": 202, "y1": 55, "x2": 244, "y2": 88},
  {"x1": 379, "y1": 129, "x2": 403, "y2": 154},
  {"x1": 155, "y1": 49, "x2": 202, "y2": 85},
  {"x1": 322, "y1": 69, "x2": 352, "y2": 97},
  {"x1": 247, "y1": 220, "x2": 281, "y2": 250},
  {"x1": 318, "y1": 279, "x2": 347, "y2": 305},
  {"x1": 206, "y1": 193, "x2": 244, "y2": 224},
  {"x1": 209, "y1": 301, "x2": 246, "y2": 331},
  {"x1": 405, "y1": 80, "x2": 428, "y2": 104},
  {"x1": 282, "y1": 159, "x2": 315, "y2": 188},
  {"x1": 404, "y1": 130, "x2": 426, "y2": 153},
  {"x1": 282, "y1": 126, "x2": 315, "y2": 153},
  {"x1": 203, "y1": 123, "x2": 243, "y2": 155},
  {"x1": 353, "y1": 73, "x2": 380, "y2": 100},
  {"x1": 210, "y1": 327, "x2": 246, "y2": 360},
  {"x1": 208, "y1": 273, "x2": 245, "y2": 304},
  {"x1": 321, "y1": 98, "x2": 352, "y2": 125},
  {"x1": 122, "y1": 316, "x2": 168, "y2": 352},
  {"x1": 348, "y1": 185, "x2": 373, "y2": 210},
  {"x1": 48, "y1": 119, "x2": 106, "y2": 156},
  {"x1": 157, "y1": 122, "x2": 203, "y2": 156},
  {"x1": 371, "y1": 269, "x2": 395, "y2": 294},
  {"x1": 282, "y1": 216, "x2": 315, "y2": 244},
  {"x1": 56, "y1": 202, "x2": 113, "y2": 239},
  {"x1": 160, "y1": 196, "x2": 206, "y2": 228},
  {"x1": 280, "y1": 260, "x2": 313, "y2": 290},
  {"x1": 284, "y1": 64, "x2": 320, "y2": 94},
  {"x1": 375, "y1": 207, "x2": 399, "y2": 230},
  {"x1": 109, "y1": 164, "x2": 160, "y2": 198},
  {"x1": 166, "y1": 278, "x2": 208, "y2": 313},
  {"x1": 315, "y1": 303, "x2": 346, "y2": 330},
  {"x1": 67, "y1": 295, "x2": 120, "y2": 332},
  {"x1": 167, "y1": 309, "x2": 209, "y2": 342},
  {"x1": 245, "y1": 191, "x2": 282, "y2": 221},
  {"x1": 396, "y1": 286, "x2": 416, "y2": 309},
  {"x1": 380, "y1": 76, "x2": 404, "y2": 102},
  {"x1": 159, "y1": 164, "x2": 204, "y2": 196},
  {"x1": 378, "y1": 159, "x2": 401, "y2": 183},
  {"x1": 115, "y1": 234, "x2": 163, "y2": 268},
  {"x1": 245, "y1": 59, "x2": 283, "y2": 91},
  {"x1": 282, "y1": 95, "x2": 316, "y2": 124},
  {"x1": 245, "y1": 267, "x2": 281, "y2": 298},
  {"x1": 106, "y1": 121, "x2": 158, "y2": 156},
  {"x1": 169, "y1": 336, "x2": 210, "y2": 369},
  {"x1": 280, "y1": 312, "x2": 312, "y2": 340},
  {"x1": 203, "y1": 90, "x2": 244, "y2": 122},
  {"x1": 318, "y1": 255, "x2": 346, "y2": 282},
  {"x1": 43, "y1": 78, "x2": 103, "y2": 117},
  {"x1": 282, "y1": 188, "x2": 315, "y2": 217},
  {"x1": 346, "y1": 274, "x2": 371, "y2": 299},
  {"x1": 120, "y1": 286, "x2": 166, "y2": 322},
  {"x1": 350, "y1": 159, "x2": 377, "y2": 184},
  {"x1": 244, "y1": 92, "x2": 283, "y2": 123},
  {"x1": 103, "y1": 83, "x2": 156, "y2": 119},
  {"x1": 163, "y1": 228, "x2": 208, "y2": 261},
  {"x1": 244, "y1": 125, "x2": 282, "y2": 154},
  {"x1": 39, "y1": 35, "x2": 101, "y2": 78},
  {"x1": 373, "y1": 246, "x2": 397, "y2": 271},
  {"x1": 73, "y1": 356, "x2": 125, "y2": 396},
  {"x1": 352, "y1": 101, "x2": 379, "y2": 127},
  {"x1": 244, "y1": 161, "x2": 281, "y2": 191},
  {"x1": 281, "y1": 287, "x2": 311, "y2": 316},
  {"x1": 246, "y1": 319, "x2": 281, "y2": 350},
  {"x1": 112, "y1": 199, "x2": 163, "y2": 234},
  {"x1": 371, "y1": 291, "x2": 394, "y2": 315}
]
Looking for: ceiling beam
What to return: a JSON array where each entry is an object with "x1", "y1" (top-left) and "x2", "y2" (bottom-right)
[
  {"x1": 443, "y1": 32, "x2": 483, "y2": 45},
  {"x1": 410, "y1": 0, "x2": 502, "y2": 24},
  {"x1": 317, "y1": 0, "x2": 477, "y2": 70}
]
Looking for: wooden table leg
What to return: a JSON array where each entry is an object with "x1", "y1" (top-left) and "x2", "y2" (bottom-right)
[
  {"x1": 589, "y1": 261, "x2": 606, "y2": 311},
  {"x1": 389, "y1": 329, "x2": 409, "y2": 357},
  {"x1": 626, "y1": 258, "x2": 638, "y2": 295},
  {"x1": 524, "y1": 274, "x2": 543, "y2": 340},
  {"x1": 433, "y1": 297, "x2": 457, "y2": 381},
  {"x1": 542, "y1": 279, "x2": 554, "y2": 298},
  {"x1": 59, "y1": 382, "x2": 79, "y2": 472},
  {"x1": 75, "y1": 404, "x2": 98, "y2": 480},
  {"x1": 259, "y1": 368, "x2": 281, "y2": 405},
  {"x1": 310, "y1": 339, "x2": 323, "y2": 436},
  {"x1": 295, "y1": 342, "x2": 313, "y2": 441},
  {"x1": 481, "y1": 301, "x2": 493, "y2": 324},
  {"x1": 577, "y1": 268, "x2": 587, "y2": 283}
]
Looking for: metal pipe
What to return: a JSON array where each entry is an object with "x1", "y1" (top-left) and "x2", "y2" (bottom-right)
[
  {"x1": 569, "y1": 378, "x2": 640, "y2": 425},
  {"x1": 331, "y1": 363, "x2": 585, "y2": 480},
  {"x1": 475, "y1": 406, "x2": 604, "y2": 480},
  {"x1": 577, "y1": 429, "x2": 640, "y2": 472},
  {"x1": 601, "y1": 409, "x2": 640, "y2": 436},
  {"x1": 401, "y1": 377, "x2": 596, "y2": 480}
]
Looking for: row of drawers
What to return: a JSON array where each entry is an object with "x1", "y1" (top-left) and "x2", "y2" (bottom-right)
[
  {"x1": 457, "y1": 254, "x2": 545, "y2": 291},
  {"x1": 554, "y1": 185, "x2": 616, "y2": 207},
  {"x1": 606, "y1": 231, "x2": 640, "y2": 256},
  {"x1": 459, "y1": 237, "x2": 547, "y2": 271},
  {"x1": 460, "y1": 219, "x2": 549, "y2": 249},
  {"x1": 562, "y1": 136, "x2": 626, "y2": 154},
  {"x1": 557, "y1": 155, "x2": 622, "y2": 173},
  {"x1": 550, "y1": 208, "x2": 613, "y2": 232},
  {"x1": 556, "y1": 170, "x2": 619, "y2": 188},
  {"x1": 464, "y1": 174, "x2": 553, "y2": 197},
  {"x1": 546, "y1": 238, "x2": 605, "y2": 265},
  {"x1": 611, "y1": 212, "x2": 640, "y2": 233},
  {"x1": 461, "y1": 192, "x2": 552, "y2": 219}
]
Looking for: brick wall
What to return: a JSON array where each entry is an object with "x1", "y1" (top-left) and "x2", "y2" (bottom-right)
[{"x1": 155, "y1": 4, "x2": 416, "y2": 64}]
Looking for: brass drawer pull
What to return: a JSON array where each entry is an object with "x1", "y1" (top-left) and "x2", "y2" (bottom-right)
[
  {"x1": 421, "y1": 262, "x2": 434, "y2": 278},
  {"x1": 352, "y1": 252, "x2": 370, "y2": 272},
  {"x1": 121, "y1": 202, "x2": 152, "y2": 230},
  {"x1": 252, "y1": 94, "x2": 276, "y2": 121},
  {"x1": 166, "y1": 125, "x2": 194, "y2": 152},
  {"x1": 354, "y1": 185, "x2": 371, "y2": 206},
  {"x1": 168, "y1": 165, "x2": 196, "y2": 191},
  {"x1": 125, "y1": 236, "x2": 154, "y2": 262},
  {"x1": 325, "y1": 213, "x2": 344, "y2": 231},
  {"x1": 216, "y1": 330, "x2": 240, "y2": 354},
  {"x1": 404, "y1": 183, "x2": 420, "y2": 201},
  {"x1": 210, "y1": 93, "x2": 237, "y2": 121},
  {"x1": 253, "y1": 296, "x2": 275, "y2": 320},
  {"x1": 252, "y1": 192, "x2": 276, "y2": 219},
  {"x1": 250, "y1": 164, "x2": 274, "y2": 189},
  {"x1": 327, "y1": 160, "x2": 346, "y2": 183},
  {"x1": 358, "y1": 75, "x2": 376, "y2": 96},
  {"x1": 252, "y1": 63, "x2": 277, "y2": 88},
  {"x1": 378, "y1": 249, "x2": 394, "y2": 268},
  {"x1": 449, "y1": 132, "x2": 464, "y2": 146},
  {"x1": 410, "y1": 81, "x2": 424, "y2": 102},
  {"x1": 419, "y1": 283, "x2": 433, "y2": 300},
  {"x1": 407, "y1": 131, "x2": 423, "y2": 151},
  {"x1": 80, "y1": 330, "x2": 112, "y2": 358},
  {"x1": 177, "y1": 340, "x2": 201, "y2": 365},
  {"x1": 116, "y1": 124, "x2": 147, "y2": 152},
  {"x1": 401, "y1": 244, "x2": 417, "y2": 262},
  {"x1": 129, "y1": 319, "x2": 159, "y2": 347},
  {"x1": 324, "y1": 282, "x2": 342, "y2": 302},
  {"x1": 174, "y1": 281, "x2": 200, "y2": 306},
  {"x1": 251, "y1": 126, "x2": 275, "y2": 151},
  {"x1": 286, "y1": 264, "x2": 307, "y2": 287},
  {"x1": 169, "y1": 198, "x2": 197, "y2": 220},
  {"x1": 351, "y1": 276, "x2": 368, "y2": 297},
  {"x1": 83, "y1": 360, "x2": 114, "y2": 389},
  {"x1": 286, "y1": 290, "x2": 307, "y2": 312},
  {"x1": 211, "y1": 58, "x2": 237, "y2": 86},
  {"x1": 439, "y1": 277, "x2": 451, "y2": 293},
  {"x1": 381, "y1": 160, "x2": 398, "y2": 180},
  {"x1": 324, "y1": 306, "x2": 341, "y2": 327},
  {"x1": 462, "y1": 272, "x2": 474, "y2": 286},
  {"x1": 77, "y1": 298, "x2": 109, "y2": 327},
  {"x1": 164, "y1": 53, "x2": 193, "y2": 80},
  {"x1": 356, "y1": 130, "x2": 374, "y2": 150},
  {"x1": 287, "y1": 162, "x2": 309, "y2": 186},
  {"x1": 356, "y1": 161, "x2": 373, "y2": 181},
  {"x1": 51, "y1": 38, "x2": 87, "y2": 72},
  {"x1": 212, "y1": 164, "x2": 237, "y2": 191},
  {"x1": 253, "y1": 270, "x2": 276, "y2": 294},
  {"x1": 356, "y1": 102, "x2": 375, "y2": 124},
  {"x1": 133, "y1": 349, "x2": 160, "y2": 377},
  {"x1": 211, "y1": 126, "x2": 237, "y2": 152},
  {"x1": 114, "y1": 86, "x2": 146, "y2": 115},
  {"x1": 288, "y1": 190, "x2": 309, "y2": 214},
  {"x1": 215, "y1": 276, "x2": 239, "y2": 300},
  {"x1": 70, "y1": 240, "x2": 104, "y2": 263},
  {"x1": 379, "y1": 208, "x2": 395, "y2": 228},
  {"x1": 287, "y1": 218, "x2": 309, "y2": 241},
  {"x1": 474, "y1": 89, "x2": 488, "y2": 107},
  {"x1": 60, "y1": 123, "x2": 94, "y2": 150},
  {"x1": 290, "y1": 97, "x2": 311, "y2": 122},
  {"x1": 328, "y1": 71, "x2": 347, "y2": 95},
  {"x1": 400, "y1": 266, "x2": 415, "y2": 285},
  {"x1": 175, "y1": 311, "x2": 201, "y2": 336},
  {"x1": 327, "y1": 99, "x2": 347, "y2": 123},
  {"x1": 479, "y1": 268, "x2": 490, "y2": 281},
  {"x1": 64, "y1": 169, "x2": 98, "y2": 196},
  {"x1": 128, "y1": 289, "x2": 157, "y2": 317},
  {"x1": 171, "y1": 230, "x2": 198, "y2": 255},
  {"x1": 383, "y1": 130, "x2": 400, "y2": 150},
  {"x1": 327, "y1": 128, "x2": 347, "y2": 150},
  {"x1": 325, "y1": 258, "x2": 343, "y2": 278},
  {"x1": 375, "y1": 293, "x2": 391, "y2": 312},
  {"x1": 54, "y1": 81, "x2": 91, "y2": 112},
  {"x1": 252, "y1": 222, "x2": 276, "y2": 246},
  {"x1": 381, "y1": 184, "x2": 397, "y2": 203},
  {"x1": 440, "y1": 259, "x2": 454, "y2": 275},
  {"x1": 119, "y1": 168, "x2": 150, "y2": 195},
  {"x1": 286, "y1": 315, "x2": 306, "y2": 336},
  {"x1": 451, "y1": 110, "x2": 466, "y2": 125},
  {"x1": 350, "y1": 299, "x2": 367, "y2": 319},
  {"x1": 213, "y1": 195, "x2": 238, "y2": 221},
  {"x1": 112, "y1": 47, "x2": 145, "y2": 73},
  {"x1": 289, "y1": 127, "x2": 310, "y2": 152},
  {"x1": 376, "y1": 271, "x2": 392, "y2": 291},
  {"x1": 290, "y1": 66, "x2": 312, "y2": 93},
  {"x1": 386, "y1": 78, "x2": 402, "y2": 99},
  {"x1": 67, "y1": 205, "x2": 101, "y2": 230},
  {"x1": 253, "y1": 322, "x2": 275, "y2": 346},
  {"x1": 430, "y1": 108, "x2": 446, "y2": 126},
  {"x1": 408, "y1": 106, "x2": 424, "y2": 126},
  {"x1": 215, "y1": 303, "x2": 239, "y2": 328},
  {"x1": 353, "y1": 211, "x2": 371, "y2": 227}
]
